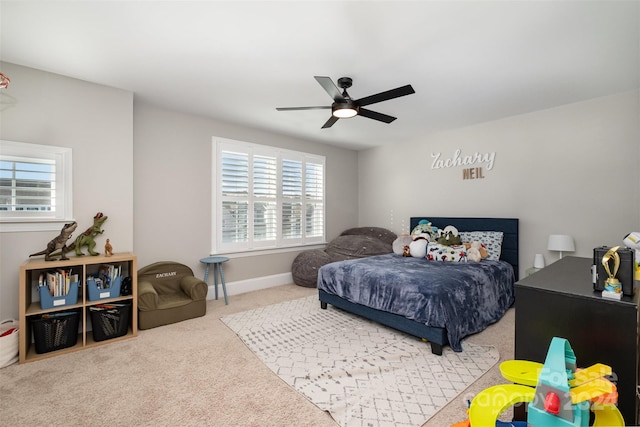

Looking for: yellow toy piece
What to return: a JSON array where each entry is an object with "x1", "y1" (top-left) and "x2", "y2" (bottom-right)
[
  {"x1": 468, "y1": 384, "x2": 535, "y2": 426},
  {"x1": 592, "y1": 401, "x2": 625, "y2": 427},
  {"x1": 499, "y1": 360, "x2": 543, "y2": 387},
  {"x1": 570, "y1": 378, "x2": 613, "y2": 404},
  {"x1": 571, "y1": 364, "x2": 612, "y2": 388}
]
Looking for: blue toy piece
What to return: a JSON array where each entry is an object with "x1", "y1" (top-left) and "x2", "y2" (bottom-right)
[{"x1": 528, "y1": 337, "x2": 589, "y2": 426}]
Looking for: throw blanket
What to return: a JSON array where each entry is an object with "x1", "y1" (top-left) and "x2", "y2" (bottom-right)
[{"x1": 317, "y1": 253, "x2": 515, "y2": 351}]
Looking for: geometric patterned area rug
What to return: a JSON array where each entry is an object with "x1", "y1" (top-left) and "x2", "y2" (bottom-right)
[{"x1": 221, "y1": 296, "x2": 499, "y2": 427}]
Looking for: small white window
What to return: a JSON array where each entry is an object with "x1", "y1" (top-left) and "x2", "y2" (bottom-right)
[
  {"x1": 213, "y1": 137, "x2": 325, "y2": 254},
  {"x1": 0, "y1": 140, "x2": 73, "y2": 232}
]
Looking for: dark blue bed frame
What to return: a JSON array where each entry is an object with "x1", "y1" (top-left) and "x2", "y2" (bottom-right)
[{"x1": 319, "y1": 217, "x2": 519, "y2": 355}]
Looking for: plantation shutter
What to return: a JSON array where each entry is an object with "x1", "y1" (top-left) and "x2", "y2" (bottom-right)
[
  {"x1": 305, "y1": 161, "x2": 324, "y2": 238},
  {"x1": 214, "y1": 138, "x2": 325, "y2": 253},
  {"x1": 282, "y1": 158, "x2": 302, "y2": 241},
  {"x1": 220, "y1": 151, "x2": 249, "y2": 245},
  {"x1": 0, "y1": 141, "x2": 73, "y2": 232},
  {"x1": 0, "y1": 159, "x2": 56, "y2": 212},
  {"x1": 253, "y1": 154, "x2": 277, "y2": 244}
]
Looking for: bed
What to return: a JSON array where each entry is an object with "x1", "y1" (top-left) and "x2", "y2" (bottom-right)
[{"x1": 318, "y1": 217, "x2": 519, "y2": 355}]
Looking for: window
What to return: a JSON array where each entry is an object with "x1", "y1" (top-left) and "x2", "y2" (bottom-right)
[
  {"x1": 0, "y1": 140, "x2": 73, "y2": 232},
  {"x1": 213, "y1": 138, "x2": 325, "y2": 253}
]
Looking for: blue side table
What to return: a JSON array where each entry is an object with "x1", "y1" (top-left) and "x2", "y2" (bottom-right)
[{"x1": 200, "y1": 256, "x2": 229, "y2": 305}]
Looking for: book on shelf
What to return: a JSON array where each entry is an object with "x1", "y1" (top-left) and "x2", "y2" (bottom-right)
[
  {"x1": 99, "y1": 264, "x2": 121, "y2": 288},
  {"x1": 42, "y1": 268, "x2": 76, "y2": 297},
  {"x1": 88, "y1": 264, "x2": 122, "y2": 290}
]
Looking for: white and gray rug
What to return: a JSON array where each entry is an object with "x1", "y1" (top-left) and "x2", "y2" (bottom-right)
[{"x1": 221, "y1": 296, "x2": 498, "y2": 427}]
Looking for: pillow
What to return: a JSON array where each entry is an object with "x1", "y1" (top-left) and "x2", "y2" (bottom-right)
[
  {"x1": 426, "y1": 243, "x2": 467, "y2": 262},
  {"x1": 459, "y1": 231, "x2": 504, "y2": 261}
]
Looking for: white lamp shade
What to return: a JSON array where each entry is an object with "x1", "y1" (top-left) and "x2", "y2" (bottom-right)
[{"x1": 547, "y1": 234, "x2": 575, "y2": 252}]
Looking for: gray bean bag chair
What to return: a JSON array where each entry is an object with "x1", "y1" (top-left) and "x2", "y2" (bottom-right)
[
  {"x1": 325, "y1": 235, "x2": 393, "y2": 261},
  {"x1": 340, "y1": 227, "x2": 397, "y2": 246},
  {"x1": 291, "y1": 227, "x2": 396, "y2": 287},
  {"x1": 291, "y1": 249, "x2": 332, "y2": 288}
]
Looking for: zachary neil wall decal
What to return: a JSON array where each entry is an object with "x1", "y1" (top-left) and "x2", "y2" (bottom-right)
[{"x1": 431, "y1": 148, "x2": 496, "y2": 180}]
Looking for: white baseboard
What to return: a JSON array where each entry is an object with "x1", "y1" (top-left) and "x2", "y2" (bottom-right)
[{"x1": 206, "y1": 272, "x2": 293, "y2": 300}]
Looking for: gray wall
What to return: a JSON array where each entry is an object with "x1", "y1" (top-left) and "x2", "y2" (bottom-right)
[
  {"x1": 133, "y1": 102, "x2": 359, "y2": 286},
  {"x1": 0, "y1": 63, "x2": 359, "y2": 320},
  {"x1": 0, "y1": 62, "x2": 134, "y2": 320},
  {"x1": 358, "y1": 90, "x2": 640, "y2": 278}
]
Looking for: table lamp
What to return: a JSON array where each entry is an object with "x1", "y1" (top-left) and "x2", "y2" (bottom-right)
[
  {"x1": 533, "y1": 254, "x2": 545, "y2": 269},
  {"x1": 547, "y1": 234, "x2": 575, "y2": 260}
]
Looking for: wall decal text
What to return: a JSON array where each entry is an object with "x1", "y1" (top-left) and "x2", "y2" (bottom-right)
[
  {"x1": 463, "y1": 167, "x2": 485, "y2": 179},
  {"x1": 431, "y1": 149, "x2": 496, "y2": 180},
  {"x1": 431, "y1": 149, "x2": 496, "y2": 171}
]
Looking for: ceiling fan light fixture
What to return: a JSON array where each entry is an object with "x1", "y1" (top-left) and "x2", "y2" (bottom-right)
[
  {"x1": 277, "y1": 76, "x2": 414, "y2": 128},
  {"x1": 332, "y1": 103, "x2": 358, "y2": 119}
]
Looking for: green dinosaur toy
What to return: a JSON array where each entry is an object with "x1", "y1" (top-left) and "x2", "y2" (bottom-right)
[
  {"x1": 29, "y1": 221, "x2": 78, "y2": 261},
  {"x1": 50, "y1": 212, "x2": 108, "y2": 258},
  {"x1": 70, "y1": 212, "x2": 108, "y2": 256},
  {"x1": 437, "y1": 231, "x2": 462, "y2": 246}
]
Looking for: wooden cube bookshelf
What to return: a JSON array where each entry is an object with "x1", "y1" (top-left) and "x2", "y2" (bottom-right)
[{"x1": 19, "y1": 252, "x2": 137, "y2": 364}]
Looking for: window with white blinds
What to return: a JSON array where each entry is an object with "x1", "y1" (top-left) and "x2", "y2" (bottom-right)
[
  {"x1": 213, "y1": 138, "x2": 325, "y2": 253},
  {"x1": 0, "y1": 140, "x2": 73, "y2": 231}
]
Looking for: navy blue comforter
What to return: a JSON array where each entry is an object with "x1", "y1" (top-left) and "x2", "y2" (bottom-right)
[{"x1": 317, "y1": 253, "x2": 515, "y2": 351}]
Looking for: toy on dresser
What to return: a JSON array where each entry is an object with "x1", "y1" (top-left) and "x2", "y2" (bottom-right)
[{"x1": 623, "y1": 232, "x2": 640, "y2": 280}]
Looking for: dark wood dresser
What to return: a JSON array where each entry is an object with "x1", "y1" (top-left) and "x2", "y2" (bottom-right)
[{"x1": 515, "y1": 256, "x2": 639, "y2": 424}]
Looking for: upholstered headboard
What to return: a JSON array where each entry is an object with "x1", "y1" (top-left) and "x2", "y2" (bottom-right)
[{"x1": 410, "y1": 217, "x2": 520, "y2": 280}]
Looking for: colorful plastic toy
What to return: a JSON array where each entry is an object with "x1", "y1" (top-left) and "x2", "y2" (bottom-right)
[{"x1": 452, "y1": 337, "x2": 625, "y2": 426}]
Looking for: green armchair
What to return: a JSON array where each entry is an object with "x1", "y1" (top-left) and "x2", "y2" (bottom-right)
[{"x1": 137, "y1": 261, "x2": 208, "y2": 330}]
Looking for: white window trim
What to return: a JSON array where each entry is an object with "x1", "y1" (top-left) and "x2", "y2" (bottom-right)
[
  {"x1": 211, "y1": 243, "x2": 328, "y2": 259},
  {"x1": 211, "y1": 137, "x2": 326, "y2": 255},
  {"x1": 0, "y1": 140, "x2": 73, "y2": 232}
]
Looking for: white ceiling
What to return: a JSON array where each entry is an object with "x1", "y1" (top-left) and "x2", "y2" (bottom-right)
[{"x1": 1, "y1": 1, "x2": 638, "y2": 150}]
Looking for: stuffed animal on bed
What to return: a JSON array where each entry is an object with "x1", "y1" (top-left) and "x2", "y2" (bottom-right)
[
  {"x1": 436, "y1": 225, "x2": 462, "y2": 246},
  {"x1": 411, "y1": 219, "x2": 438, "y2": 240},
  {"x1": 392, "y1": 234, "x2": 413, "y2": 255},
  {"x1": 464, "y1": 241, "x2": 488, "y2": 262},
  {"x1": 409, "y1": 233, "x2": 430, "y2": 258},
  {"x1": 403, "y1": 244, "x2": 411, "y2": 257}
]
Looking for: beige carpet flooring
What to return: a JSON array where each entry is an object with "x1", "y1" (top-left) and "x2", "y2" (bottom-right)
[{"x1": 0, "y1": 284, "x2": 515, "y2": 426}]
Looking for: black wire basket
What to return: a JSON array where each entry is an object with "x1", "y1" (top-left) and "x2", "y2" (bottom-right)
[
  {"x1": 31, "y1": 310, "x2": 80, "y2": 354},
  {"x1": 89, "y1": 302, "x2": 131, "y2": 342}
]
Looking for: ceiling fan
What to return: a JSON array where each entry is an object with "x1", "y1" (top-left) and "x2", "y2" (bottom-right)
[{"x1": 276, "y1": 76, "x2": 415, "y2": 129}]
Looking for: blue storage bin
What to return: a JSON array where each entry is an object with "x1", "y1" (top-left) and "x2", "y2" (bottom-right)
[
  {"x1": 38, "y1": 281, "x2": 80, "y2": 310},
  {"x1": 86, "y1": 276, "x2": 122, "y2": 301}
]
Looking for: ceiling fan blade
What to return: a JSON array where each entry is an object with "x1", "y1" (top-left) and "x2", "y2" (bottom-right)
[
  {"x1": 321, "y1": 115, "x2": 339, "y2": 129},
  {"x1": 356, "y1": 84, "x2": 415, "y2": 107},
  {"x1": 358, "y1": 108, "x2": 397, "y2": 124},
  {"x1": 315, "y1": 76, "x2": 345, "y2": 102},
  {"x1": 276, "y1": 106, "x2": 331, "y2": 111}
]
